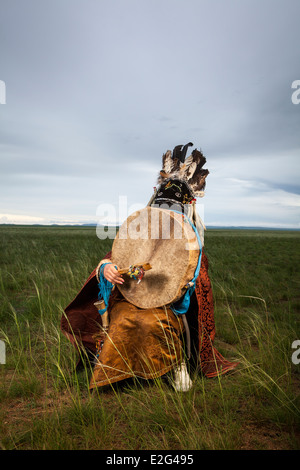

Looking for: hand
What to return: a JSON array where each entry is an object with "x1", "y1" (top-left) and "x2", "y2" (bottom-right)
[{"x1": 103, "y1": 263, "x2": 124, "y2": 285}]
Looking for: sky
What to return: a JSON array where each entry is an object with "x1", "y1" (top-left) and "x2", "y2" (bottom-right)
[{"x1": 0, "y1": 0, "x2": 300, "y2": 228}]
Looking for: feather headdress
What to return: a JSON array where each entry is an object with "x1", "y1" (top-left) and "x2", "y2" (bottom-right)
[{"x1": 157, "y1": 143, "x2": 209, "y2": 197}]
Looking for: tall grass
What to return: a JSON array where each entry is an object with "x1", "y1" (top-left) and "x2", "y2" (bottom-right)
[{"x1": 0, "y1": 226, "x2": 299, "y2": 450}]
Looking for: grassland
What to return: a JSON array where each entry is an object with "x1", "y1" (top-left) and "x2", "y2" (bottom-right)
[{"x1": 0, "y1": 225, "x2": 299, "y2": 450}]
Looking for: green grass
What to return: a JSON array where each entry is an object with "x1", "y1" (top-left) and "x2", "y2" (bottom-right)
[{"x1": 0, "y1": 225, "x2": 299, "y2": 450}]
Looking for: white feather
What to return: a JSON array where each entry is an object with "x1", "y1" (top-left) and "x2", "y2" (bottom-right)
[
  {"x1": 162, "y1": 150, "x2": 173, "y2": 174},
  {"x1": 178, "y1": 154, "x2": 198, "y2": 180}
]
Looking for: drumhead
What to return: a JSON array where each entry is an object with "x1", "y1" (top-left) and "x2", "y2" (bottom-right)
[{"x1": 111, "y1": 206, "x2": 200, "y2": 309}]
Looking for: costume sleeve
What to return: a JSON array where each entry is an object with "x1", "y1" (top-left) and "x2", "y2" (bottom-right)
[{"x1": 61, "y1": 252, "x2": 112, "y2": 354}]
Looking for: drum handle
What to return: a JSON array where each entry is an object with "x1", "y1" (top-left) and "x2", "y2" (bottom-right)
[{"x1": 118, "y1": 262, "x2": 152, "y2": 275}]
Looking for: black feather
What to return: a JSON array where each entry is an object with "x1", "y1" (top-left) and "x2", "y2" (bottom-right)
[{"x1": 172, "y1": 142, "x2": 193, "y2": 163}]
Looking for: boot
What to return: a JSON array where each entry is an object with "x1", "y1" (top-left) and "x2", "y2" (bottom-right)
[{"x1": 170, "y1": 362, "x2": 193, "y2": 392}]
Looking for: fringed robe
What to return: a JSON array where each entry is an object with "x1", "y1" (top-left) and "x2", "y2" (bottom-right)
[{"x1": 61, "y1": 251, "x2": 238, "y2": 388}]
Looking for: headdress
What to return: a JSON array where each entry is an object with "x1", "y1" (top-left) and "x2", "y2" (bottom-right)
[
  {"x1": 156, "y1": 142, "x2": 209, "y2": 198},
  {"x1": 152, "y1": 142, "x2": 209, "y2": 209}
]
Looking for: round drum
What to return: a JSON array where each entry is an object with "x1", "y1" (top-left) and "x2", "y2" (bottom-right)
[{"x1": 111, "y1": 206, "x2": 200, "y2": 309}]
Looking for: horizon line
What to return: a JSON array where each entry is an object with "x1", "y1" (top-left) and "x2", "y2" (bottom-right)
[{"x1": 0, "y1": 223, "x2": 299, "y2": 231}]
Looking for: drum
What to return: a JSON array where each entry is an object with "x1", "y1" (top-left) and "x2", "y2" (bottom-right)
[{"x1": 111, "y1": 206, "x2": 200, "y2": 309}]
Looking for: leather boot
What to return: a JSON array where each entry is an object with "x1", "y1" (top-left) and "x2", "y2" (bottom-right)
[{"x1": 170, "y1": 362, "x2": 193, "y2": 392}]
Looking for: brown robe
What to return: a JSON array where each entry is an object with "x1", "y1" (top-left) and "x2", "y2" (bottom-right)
[{"x1": 61, "y1": 251, "x2": 238, "y2": 387}]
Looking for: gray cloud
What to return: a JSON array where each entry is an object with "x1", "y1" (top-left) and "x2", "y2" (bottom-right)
[{"x1": 0, "y1": 0, "x2": 299, "y2": 227}]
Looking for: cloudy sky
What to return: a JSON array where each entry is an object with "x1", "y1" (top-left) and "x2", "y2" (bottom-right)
[{"x1": 0, "y1": 0, "x2": 299, "y2": 228}]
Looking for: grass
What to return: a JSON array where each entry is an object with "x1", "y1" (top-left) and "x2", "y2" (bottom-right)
[{"x1": 0, "y1": 225, "x2": 299, "y2": 450}]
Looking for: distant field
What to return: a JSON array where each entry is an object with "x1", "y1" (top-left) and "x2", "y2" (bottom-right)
[{"x1": 0, "y1": 225, "x2": 299, "y2": 450}]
